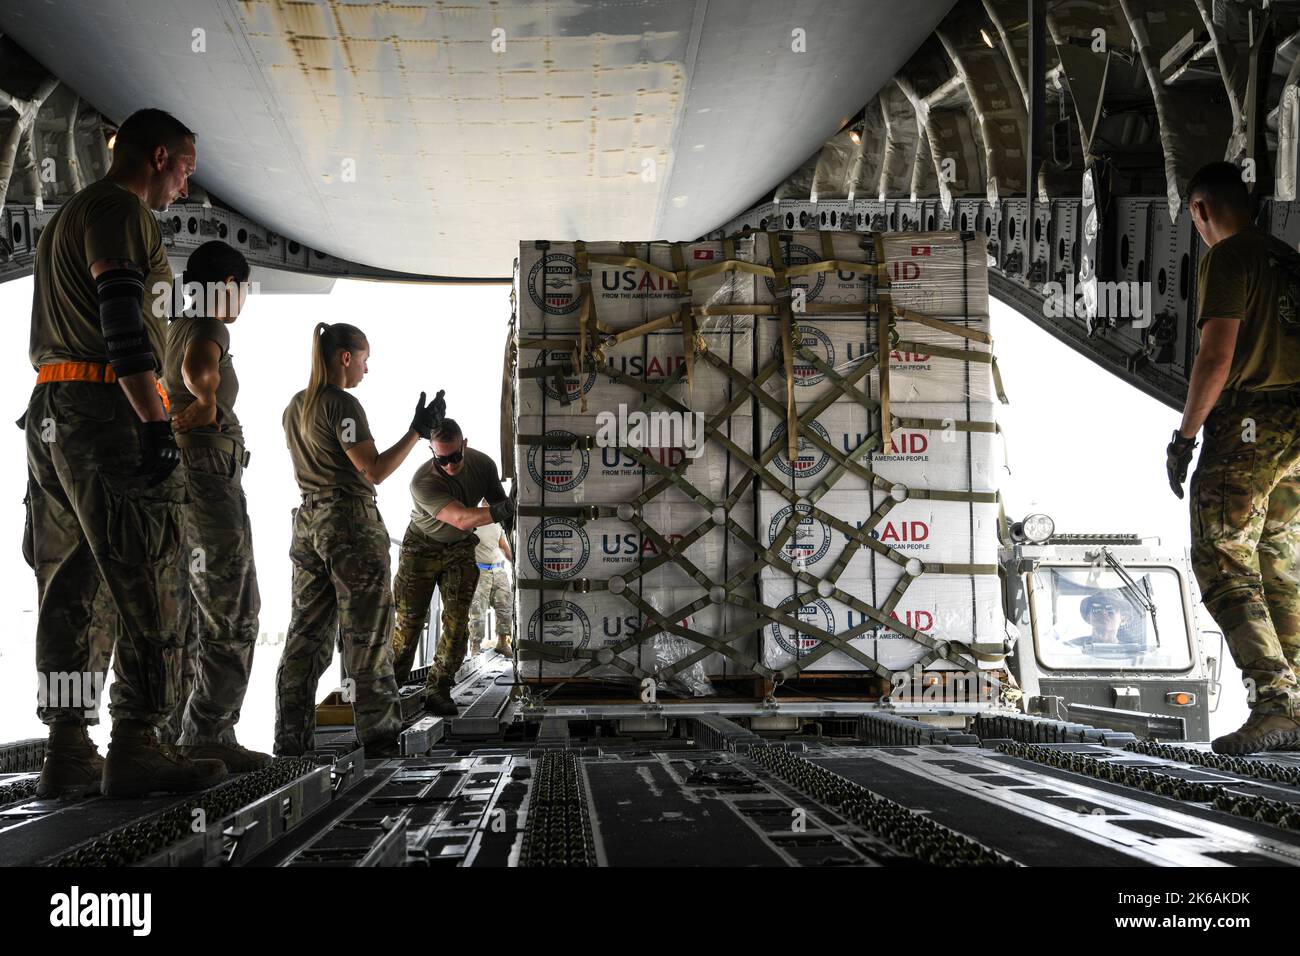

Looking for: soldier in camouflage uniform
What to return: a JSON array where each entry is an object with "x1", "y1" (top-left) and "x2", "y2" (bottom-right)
[
  {"x1": 1168, "y1": 161, "x2": 1300, "y2": 753},
  {"x1": 391, "y1": 419, "x2": 514, "y2": 715},
  {"x1": 160, "y1": 240, "x2": 269, "y2": 770},
  {"x1": 26, "y1": 109, "x2": 228, "y2": 799},
  {"x1": 276, "y1": 321, "x2": 441, "y2": 757},
  {"x1": 468, "y1": 520, "x2": 514, "y2": 656}
]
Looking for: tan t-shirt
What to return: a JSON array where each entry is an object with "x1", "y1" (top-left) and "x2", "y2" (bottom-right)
[
  {"x1": 282, "y1": 385, "x2": 375, "y2": 496},
  {"x1": 1197, "y1": 224, "x2": 1300, "y2": 392},
  {"x1": 409, "y1": 447, "x2": 506, "y2": 543},
  {"x1": 29, "y1": 178, "x2": 172, "y2": 369},
  {"x1": 474, "y1": 522, "x2": 505, "y2": 564},
  {"x1": 163, "y1": 317, "x2": 242, "y2": 443}
]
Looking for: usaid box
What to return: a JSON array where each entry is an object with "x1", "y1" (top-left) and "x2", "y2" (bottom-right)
[
  {"x1": 756, "y1": 317, "x2": 995, "y2": 408},
  {"x1": 517, "y1": 415, "x2": 755, "y2": 506},
  {"x1": 756, "y1": 488, "x2": 1000, "y2": 580},
  {"x1": 759, "y1": 572, "x2": 1002, "y2": 673},
  {"x1": 518, "y1": 500, "x2": 757, "y2": 590},
  {"x1": 757, "y1": 401, "x2": 1001, "y2": 494},
  {"x1": 517, "y1": 588, "x2": 757, "y2": 679},
  {"x1": 757, "y1": 401, "x2": 876, "y2": 493},
  {"x1": 870, "y1": 402, "x2": 1002, "y2": 492},
  {"x1": 517, "y1": 326, "x2": 754, "y2": 419},
  {"x1": 752, "y1": 231, "x2": 988, "y2": 318},
  {"x1": 518, "y1": 240, "x2": 757, "y2": 334}
]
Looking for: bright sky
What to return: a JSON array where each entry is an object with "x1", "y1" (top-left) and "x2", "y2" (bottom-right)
[{"x1": 0, "y1": 274, "x2": 1247, "y2": 754}]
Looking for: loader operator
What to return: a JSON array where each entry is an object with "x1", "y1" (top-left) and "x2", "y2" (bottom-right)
[
  {"x1": 1167, "y1": 160, "x2": 1300, "y2": 754},
  {"x1": 468, "y1": 519, "x2": 514, "y2": 657},
  {"x1": 26, "y1": 108, "x2": 228, "y2": 798},
  {"x1": 391, "y1": 419, "x2": 514, "y2": 716}
]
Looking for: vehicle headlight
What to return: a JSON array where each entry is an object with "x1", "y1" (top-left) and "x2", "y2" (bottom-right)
[{"x1": 1021, "y1": 513, "x2": 1055, "y2": 543}]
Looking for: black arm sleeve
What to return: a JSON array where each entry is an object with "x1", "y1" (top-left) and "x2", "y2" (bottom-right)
[{"x1": 96, "y1": 267, "x2": 157, "y2": 376}]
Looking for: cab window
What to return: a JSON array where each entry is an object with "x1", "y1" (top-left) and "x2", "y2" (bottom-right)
[{"x1": 1029, "y1": 565, "x2": 1193, "y2": 671}]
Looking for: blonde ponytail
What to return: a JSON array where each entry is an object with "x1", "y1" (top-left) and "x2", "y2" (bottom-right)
[{"x1": 300, "y1": 322, "x2": 367, "y2": 452}]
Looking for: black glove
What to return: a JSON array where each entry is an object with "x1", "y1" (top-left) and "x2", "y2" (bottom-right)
[
  {"x1": 1166, "y1": 430, "x2": 1197, "y2": 499},
  {"x1": 410, "y1": 389, "x2": 446, "y2": 439},
  {"x1": 138, "y1": 420, "x2": 181, "y2": 487},
  {"x1": 489, "y1": 495, "x2": 515, "y2": 537}
]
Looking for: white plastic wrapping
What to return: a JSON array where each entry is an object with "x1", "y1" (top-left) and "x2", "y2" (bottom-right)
[
  {"x1": 756, "y1": 489, "x2": 1001, "y2": 580},
  {"x1": 752, "y1": 231, "x2": 989, "y2": 317},
  {"x1": 518, "y1": 587, "x2": 756, "y2": 682},
  {"x1": 517, "y1": 239, "x2": 757, "y2": 334},
  {"x1": 513, "y1": 230, "x2": 999, "y2": 682},
  {"x1": 517, "y1": 414, "x2": 753, "y2": 506},
  {"x1": 517, "y1": 500, "x2": 755, "y2": 589},
  {"x1": 516, "y1": 326, "x2": 755, "y2": 419},
  {"x1": 756, "y1": 317, "x2": 996, "y2": 408},
  {"x1": 758, "y1": 402, "x2": 1001, "y2": 493},
  {"x1": 760, "y1": 572, "x2": 1003, "y2": 672}
]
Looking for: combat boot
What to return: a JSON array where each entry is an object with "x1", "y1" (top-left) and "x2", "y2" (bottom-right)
[
  {"x1": 424, "y1": 684, "x2": 459, "y2": 716},
  {"x1": 35, "y1": 724, "x2": 104, "y2": 799},
  {"x1": 1211, "y1": 711, "x2": 1300, "y2": 754},
  {"x1": 470, "y1": 638, "x2": 483, "y2": 656},
  {"x1": 101, "y1": 720, "x2": 229, "y2": 799},
  {"x1": 176, "y1": 740, "x2": 272, "y2": 773},
  {"x1": 493, "y1": 637, "x2": 514, "y2": 657}
]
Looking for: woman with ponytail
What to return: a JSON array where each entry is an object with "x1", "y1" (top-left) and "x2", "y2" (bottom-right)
[
  {"x1": 161, "y1": 239, "x2": 269, "y2": 771},
  {"x1": 276, "y1": 322, "x2": 443, "y2": 756}
]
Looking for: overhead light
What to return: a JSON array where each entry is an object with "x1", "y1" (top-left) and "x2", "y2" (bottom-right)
[
  {"x1": 107, "y1": 131, "x2": 116, "y2": 150},
  {"x1": 980, "y1": 28, "x2": 995, "y2": 48},
  {"x1": 849, "y1": 127, "x2": 862, "y2": 146}
]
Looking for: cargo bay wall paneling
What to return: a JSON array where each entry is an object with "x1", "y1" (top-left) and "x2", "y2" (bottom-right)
[{"x1": 741, "y1": 0, "x2": 1300, "y2": 413}]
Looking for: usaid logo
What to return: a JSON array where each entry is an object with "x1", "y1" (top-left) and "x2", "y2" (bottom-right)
[
  {"x1": 881, "y1": 608, "x2": 936, "y2": 636},
  {"x1": 527, "y1": 430, "x2": 589, "y2": 493},
  {"x1": 527, "y1": 253, "x2": 581, "y2": 314},
  {"x1": 598, "y1": 268, "x2": 681, "y2": 298},
  {"x1": 770, "y1": 595, "x2": 835, "y2": 656},
  {"x1": 530, "y1": 599, "x2": 591, "y2": 649},
  {"x1": 773, "y1": 324, "x2": 834, "y2": 387},
  {"x1": 878, "y1": 431, "x2": 929, "y2": 458},
  {"x1": 535, "y1": 348, "x2": 597, "y2": 402},
  {"x1": 869, "y1": 519, "x2": 931, "y2": 550},
  {"x1": 770, "y1": 420, "x2": 832, "y2": 478},
  {"x1": 767, "y1": 503, "x2": 831, "y2": 566},
  {"x1": 527, "y1": 517, "x2": 590, "y2": 579},
  {"x1": 762, "y1": 244, "x2": 827, "y2": 300}
]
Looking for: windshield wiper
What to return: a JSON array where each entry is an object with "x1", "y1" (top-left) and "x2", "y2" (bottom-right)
[{"x1": 1093, "y1": 547, "x2": 1161, "y2": 647}]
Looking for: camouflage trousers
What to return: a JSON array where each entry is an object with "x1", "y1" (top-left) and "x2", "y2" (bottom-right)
[
  {"x1": 468, "y1": 564, "x2": 513, "y2": 646},
  {"x1": 25, "y1": 382, "x2": 188, "y2": 727},
  {"x1": 162, "y1": 446, "x2": 260, "y2": 745},
  {"x1": 391, "y1": 526, "x2": 479, "y2": 691},
  {"x1": 274, "y1": 495, "x2": 400, "y2": 755},
  {"x1": 1191, "y1": 404, "x2": 1300, "y2": 716}
]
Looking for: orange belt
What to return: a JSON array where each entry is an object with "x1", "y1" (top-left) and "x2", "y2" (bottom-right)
[{"x1": 36, "y1": 361, "x2": 170, "y2": 412}]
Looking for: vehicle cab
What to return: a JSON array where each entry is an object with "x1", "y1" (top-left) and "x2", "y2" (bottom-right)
[{"x1": 1001, "y1": 529, "x2": 1221, "y2": 740}]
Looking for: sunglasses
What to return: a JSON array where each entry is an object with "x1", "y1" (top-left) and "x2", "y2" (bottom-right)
[
  {"x1": 434, "y1": 448, "x2": 465, "y2": 466},
  {"x1": 1088, "y1": 605, "x2": 1121, "y2": 615}
]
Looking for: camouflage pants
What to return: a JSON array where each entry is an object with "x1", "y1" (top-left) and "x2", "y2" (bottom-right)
[
  {"x1": 1191, "y1": 404, "x2": 1300, "y2": 716},
  {"x1": 26, "y1": 382, "x2": 188, "y2": 727},
  {"x1": 468, "y1": 564, "x2": 513, "y2": 645},
  {"x1": 274, "y1": 495, "x2": 400, "y2": 755},
  {"x1": 161, "y1": 599, "x2": 199, "y2": 743},
  {"x1": 391, "y1": 526, "x2": 479, "y2": 691},
  {"x1": 22, "y1": 479, "x2": 116, "y2": 725},
  {"x1": 166, "y1": 446, "x2": 260, "y2": 745}
]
